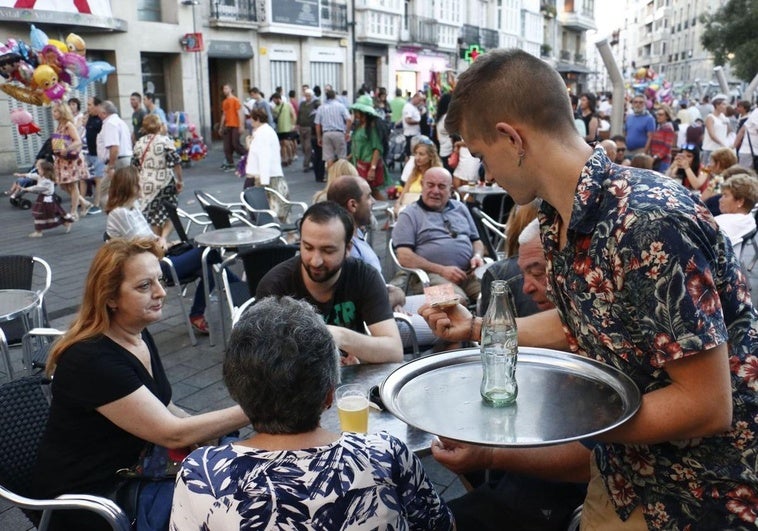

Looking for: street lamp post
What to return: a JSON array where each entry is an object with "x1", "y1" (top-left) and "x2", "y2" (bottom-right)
[{"x1": 181, "y1": 0, "x2": 208, "y2": 144}]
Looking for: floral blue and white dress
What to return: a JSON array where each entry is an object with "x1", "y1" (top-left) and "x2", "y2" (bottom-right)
[
  {"x1": 170, "y1": 431, "x2": 453, "y2": 530},
  {"x1": 541, "y1": 148, "x2": 758, "y2": 529}
]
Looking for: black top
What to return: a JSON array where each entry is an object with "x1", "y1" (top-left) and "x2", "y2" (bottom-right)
[
  {"x1": 84, "y1": 114, "x2": 102, "y2": 155},
  {"x1": 256, "y1": 256, "x2": 393, "y2": 333},
  {"x1": 33, "y1": 330, "x2": 171, "y2": 497}
]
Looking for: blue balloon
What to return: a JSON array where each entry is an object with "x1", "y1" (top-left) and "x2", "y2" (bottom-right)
[
  {"x1": 76, "y1": 60, "x2": 115, "y2": 91},
  {"x1": 29, "y1": 24, "x2": 48, "y2": 53}
]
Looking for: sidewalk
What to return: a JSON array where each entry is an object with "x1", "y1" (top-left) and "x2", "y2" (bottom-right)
[{"x1": 0, "y1": 144, "x2": 464, "y2": 530}]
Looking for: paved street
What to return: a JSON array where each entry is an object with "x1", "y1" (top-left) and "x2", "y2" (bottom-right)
[{"x1": 0, "y1": 144, "x2": 464, "y2": 530}]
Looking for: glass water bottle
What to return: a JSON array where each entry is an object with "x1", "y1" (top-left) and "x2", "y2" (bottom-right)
[{"x1": 480, "y1": 280, "x2": 518, "y2": 406}]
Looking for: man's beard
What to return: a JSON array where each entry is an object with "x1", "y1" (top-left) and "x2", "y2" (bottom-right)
[{"x1": 303, "y1": 261, "x2": 342, "y2": 283}]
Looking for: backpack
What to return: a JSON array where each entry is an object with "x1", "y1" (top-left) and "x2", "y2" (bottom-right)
[{"x1": 374, "y1": 118, "x2": 391, "y2": 163}]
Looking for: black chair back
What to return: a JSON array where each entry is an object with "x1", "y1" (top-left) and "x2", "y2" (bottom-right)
[
  {"x1": 0, "y1": 256, "x2": 47, "y2": 344},
  {"x1": 204, "y1": 205, "x2": 233, "y2": 230},
  {"x1": 161, "y1": 201, "x2": 191, "y2": 244},
  {"x1": 0, "y1": 375, "x2": 49, "y2": 496},
  {"x1": 239, "y1": 244, "x2": 298, "y2": 295}
]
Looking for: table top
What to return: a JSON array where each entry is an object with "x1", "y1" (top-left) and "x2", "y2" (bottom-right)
[
  {"x1": 381, "y1": 348, "x2": 641, "y2": 447},
  {"x1": 320, "y1": 362, "x2": 435, "y2": 455},
  {"x1": 194, "y1": 226, "x2": 280, "y2": 248},
  {"x1": 457, "y1": 184, "x2": 508, "y2": 196},
  {"x1": 0, "y1": 289, "x2": 39, "y2": 323}
]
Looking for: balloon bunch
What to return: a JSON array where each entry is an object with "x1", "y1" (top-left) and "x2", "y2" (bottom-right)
[
  {"x1": 167, "y1": 112, "x2": 207, "y2": 163},
  {"x1": 629, "y1": 67, "x2": 674, "y2": 108},
  {"x1": 0, "y1": 25, "x2": 116, "y2": 106}
]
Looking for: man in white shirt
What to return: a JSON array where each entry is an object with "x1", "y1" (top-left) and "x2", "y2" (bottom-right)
[
  {"x1": 96, "y1": 100, "x2": 133, "y2": 207},
  {"x1": 735, "y1": 106, "x2": 758, "y2": 170},
  {"x1": 402, "y1": 92, "x2": 424, "y2": 160}
]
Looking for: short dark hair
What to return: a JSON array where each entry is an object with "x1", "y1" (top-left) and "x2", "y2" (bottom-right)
[
  {"x1": 446, "y1": 49, "x2": 576, "y2": 142},
  {"x1": 130, "y1": 92, "x2": 142, "y2": 100},
  {"x1": 300, "y1": 201, "x2": 354, "y2": 248},
  {"x1": 67, "y1": 97, "x2": 80, "y2": 111},
  {"x1": 611, "y1": 134, "x2": 626, "y2": 143},
  {"x1": 250, "y1": 86, "x2": 261, "y2": 95},
  {"x1": 90, "y1": 96, "x2": 102, "y2": 106},
  {"x1": 249, "y1": 107, "x2": 268, "y2": 123},
  {"x1": 224, "y1": 296, "x2": 339, "y2": 434},
  {"x1": 326, "y1": 175, "x2": 363, "y2": 210},
  {"x1": 325, "y1": 89, "x2": 336, "y2": 100},
  {"x1": 144, "y1": 92, "x2": 155, "y2": 102}
]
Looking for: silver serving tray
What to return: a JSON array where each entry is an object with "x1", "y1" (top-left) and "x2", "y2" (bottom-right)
[{"x1": 380, "y1": 347, "x2": 641, "y2": 447}]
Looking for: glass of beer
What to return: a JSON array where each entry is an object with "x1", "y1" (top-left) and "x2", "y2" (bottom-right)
[{"x1": 336, "y1": 384, "x2": 369, "y2": 433}]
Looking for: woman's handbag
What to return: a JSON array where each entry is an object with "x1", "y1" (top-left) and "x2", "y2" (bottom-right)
[
  {"x1": 448, "y1": 150, "x2": 459, "y2": 169},
  {"x1": 356, "y1": 159, "x2": 385, "y2": 187}
]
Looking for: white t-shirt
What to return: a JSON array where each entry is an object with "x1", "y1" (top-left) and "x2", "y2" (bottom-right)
[
  {"x1": 402, "y1": 102, "x2": 421, "y2": 137},
  {"x1": 97, "y1": 113, "x2": 132, "y2": 161},
  {"x1": 738, "y1": 109, "x2": 758, "y2": 156},
  {"x1": 715, "y1": 212, "x2": 756, "y2": 253}
]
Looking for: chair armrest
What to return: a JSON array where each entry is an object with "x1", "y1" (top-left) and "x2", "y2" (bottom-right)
[
  {"x1": 22, "y1": 327, "x2": 63, "y2": 375},
  {"x1": 232, "y1": 297, "x2": 256, "y2": 327},
  {"x1": 393, "y1": 312, "x2": 419, "y2": 358},
  {"x1": 264, "y1": 187, "x2": 308, "y2": 215},
  {"x1": 388, "y1": 239, "x2": 431, "y2": 289}
]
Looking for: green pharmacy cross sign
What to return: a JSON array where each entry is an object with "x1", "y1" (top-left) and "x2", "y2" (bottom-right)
[{"x1": 464, "y1": 45, "x2": 484, "y2": 63}]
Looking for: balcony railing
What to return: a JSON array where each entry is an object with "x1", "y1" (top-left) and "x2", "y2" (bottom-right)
[
  {"x1": 211, "y1": 0, "x2": 258, "y2": 22},
  {"x1": 480, "y1": 28, "x2": 499, "y2": 49},
  {"x1": 321, "y1": 2, "x2": 348, "y2": 31},
  {"x1": 559, "y1": 49, "x2": 571, "y2": 61},
  {"x1": 402, "y1": 15, "x2": 438, "y2": 46},
  {"x1": 460, "y1": 23, "x2": 480, "y2": 45}
]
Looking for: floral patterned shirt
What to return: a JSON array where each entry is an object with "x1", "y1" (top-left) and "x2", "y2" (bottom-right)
[
  {"x1": 170, "y1": 431, "x2": 453, "y2": 530},
  {"x1": 540, "y1": 148, "x2": 758, "y2": 530}
]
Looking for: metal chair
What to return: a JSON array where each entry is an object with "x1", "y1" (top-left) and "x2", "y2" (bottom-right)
[
  {"x1": 193, "y1": 189, "x2": 246, "y2": 217},
  {"x1": 0, "y1": 255, "x2": 52, "y2": 379},
  {"x1": 161, "y1": 200, "x2": 212, "y2": 244},
  {"x1": 215, "y1": 243, "x2": 299, "y2": 345},
  {"x1": 387, "y1": 238, "x2": 431, "y2": 293},
  {"x1": 21, "y1": 327, "x2": 62, "y2": 376},
  {"x1": 470, "y1": 206, "x2": 508, "y2": 259},
  {"x1": 240, "y1": 187, "x2": 306, "y2": 239},
  {"x1": 0, "y1": 375, "x2": 130, "y2": 531},
  {"x1": 739, "y1": 209, "x2": 758, "y2": 270}
]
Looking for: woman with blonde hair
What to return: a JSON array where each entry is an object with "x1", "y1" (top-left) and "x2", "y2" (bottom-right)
[
  {"x1": 32, "y1": 237, "x2": 249, "y2": 530},
  {"x1": 51, "y1": 100, "x2": 92, "y2": 219},
  {"x1": 395, "y1": 136, "x2": 442, "y2": 214},
  {"x1": 132, "y1": 113, "x2": 183, "y2": 238},
  {"x1": 312, "y1": 158, "x2": 358, "y2": 203}
]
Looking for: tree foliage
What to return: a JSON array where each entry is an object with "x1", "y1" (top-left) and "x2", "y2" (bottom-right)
[{"x1": 700, "y1": 0, "x2": 758, "y2": 82}]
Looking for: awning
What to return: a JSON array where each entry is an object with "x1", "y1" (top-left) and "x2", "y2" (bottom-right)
[{"x1": 555, "y1": 62, "x2": 591, "y2": 74}]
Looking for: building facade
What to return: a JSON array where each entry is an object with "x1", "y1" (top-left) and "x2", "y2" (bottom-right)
[{"x1": 0, "y1": 0, "x2": 599, "y2": 172}]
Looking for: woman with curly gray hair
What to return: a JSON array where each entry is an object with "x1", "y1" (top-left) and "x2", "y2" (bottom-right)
[{"x1": 170, "y1": 296, "x2": 453, "y2": 530}]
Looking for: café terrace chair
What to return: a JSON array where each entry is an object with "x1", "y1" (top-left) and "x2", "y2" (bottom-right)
[
  {"x1": 0, "y1": 374, "x2": 130, "y2": 531},
  {"x1": 239, "y1": 187, "x2": 306, "y2": 241},
  {"x1": 161, "y1": 200, "x2": 212, "y2": 245},
  {"x1": 0, "y1": 255, "x2": 52, "y2": 380},
  {"x1": 469, "y1": 206, "x2": 507, "y2": 259},
  {"x1": 387, "y1": 238, "x2": 430, "y2": 295}
]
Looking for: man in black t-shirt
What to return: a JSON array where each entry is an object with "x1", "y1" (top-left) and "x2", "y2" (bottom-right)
[{"x1": 257, "y1": 202, "x2": 402, "y2": 364}]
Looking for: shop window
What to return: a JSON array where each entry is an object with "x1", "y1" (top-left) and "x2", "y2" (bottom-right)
[{"x1": 141, "y1": 53, "x2": 167, "y2": 109}]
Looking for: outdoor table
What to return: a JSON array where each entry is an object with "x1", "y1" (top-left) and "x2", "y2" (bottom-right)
[
  {"x1": 380, "y1": 347, "x2": 641, "y2": 447},
  {"x1": 458, "y1": 184, "x2": 510, "y2": 222},
  {"x1": 194, "y1": 226, "x2": 281, "y2": 346},
  {"x1": 0, "y1": 289, "x2": 40, "y2": 380},
  {"x1": 320, "y1": 361, "x2": 435, "y2": 455}
]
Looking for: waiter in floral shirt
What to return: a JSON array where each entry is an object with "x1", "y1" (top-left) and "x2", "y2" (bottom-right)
[{"x1": 420, "y1": 49, "x2": 758, "y2": 530}]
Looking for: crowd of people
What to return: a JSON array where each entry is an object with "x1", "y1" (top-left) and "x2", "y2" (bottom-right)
[{"x1": 16, "y1": 48, "x2": 758, "y2": 531}]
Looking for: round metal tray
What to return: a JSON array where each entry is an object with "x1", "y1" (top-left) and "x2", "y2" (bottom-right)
[{"x1": 380, "y1": 347, "x2": 641, "y2": 447}]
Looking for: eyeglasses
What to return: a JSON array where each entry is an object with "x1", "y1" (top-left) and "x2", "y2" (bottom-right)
[
  {"x1": 632, "y1": 100, "x2": 645, "y2": 104},
  {"x1": 617, "y1": 147, "x2": 626, "y2": 152},
  {"x1": 442, "y1": 216, "x2": 458, "y2": 239}
]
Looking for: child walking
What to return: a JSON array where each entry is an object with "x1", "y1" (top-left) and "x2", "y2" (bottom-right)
[{"x1": 22, "y1": 160, "x2": 74, "y2": 237}]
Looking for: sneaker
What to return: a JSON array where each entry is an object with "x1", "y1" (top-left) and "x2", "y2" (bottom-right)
[
  {"x1": 28, "y1": 231, "x2": 43, "y2": 238},
  {"x1": 81, "y1": 202, "x2": 93, "y2": 217},
  {"x1": 190, "y1": 315, "x2": 209, "y2": 335},
  {"x1": 220, "y1": 163, "x2": 233, "y2": 170},
  {"x1": 88, "y1": 207, "x2": 102, "y2": 215}
]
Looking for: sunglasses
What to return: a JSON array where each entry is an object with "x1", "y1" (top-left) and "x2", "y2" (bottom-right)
[
  {"x1": 683, "y1": 144, "x2": 697, "y2": 151},
  {"x1": 416, "y1": 136, "x2": 434, "y2": 146},
  {"x1": 442, "y1": 216, "x2": 458, "y2": 239}
]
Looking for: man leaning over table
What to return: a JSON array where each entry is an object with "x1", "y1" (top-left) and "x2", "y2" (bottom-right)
[
  {"x1": 256, "y1": 201, "x2": 403, "y2": 364},
  {"x1": 420, "y1": 49, "x2": 758, "y2": 530},
  {"x1": 391, "y1": 166, "x2": 485, "y2": 305}
]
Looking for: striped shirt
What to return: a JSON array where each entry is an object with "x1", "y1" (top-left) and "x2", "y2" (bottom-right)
[{"x1": 315, "y1": 99, "x2": 350, "y2": 132}]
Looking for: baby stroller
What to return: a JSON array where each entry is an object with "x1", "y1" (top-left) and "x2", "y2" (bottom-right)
[
  {"x1": 385, "y1": 123, "x2": 406, "y2": 171},
  {"x1": 9, "y1": 138, "x2": 61, "y2": 209}
]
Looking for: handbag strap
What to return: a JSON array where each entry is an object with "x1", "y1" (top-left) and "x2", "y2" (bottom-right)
[
  {"x1": 140, "y1": 134, "x2": 157, "y2": 167},
  {"x1": 747, "y1": 126, "x2": 755, "y2": 157}
]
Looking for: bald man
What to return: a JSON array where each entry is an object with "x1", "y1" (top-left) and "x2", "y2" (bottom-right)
[{"x1": 391, "y1": 167, "x2": 485, "y2": 304}]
